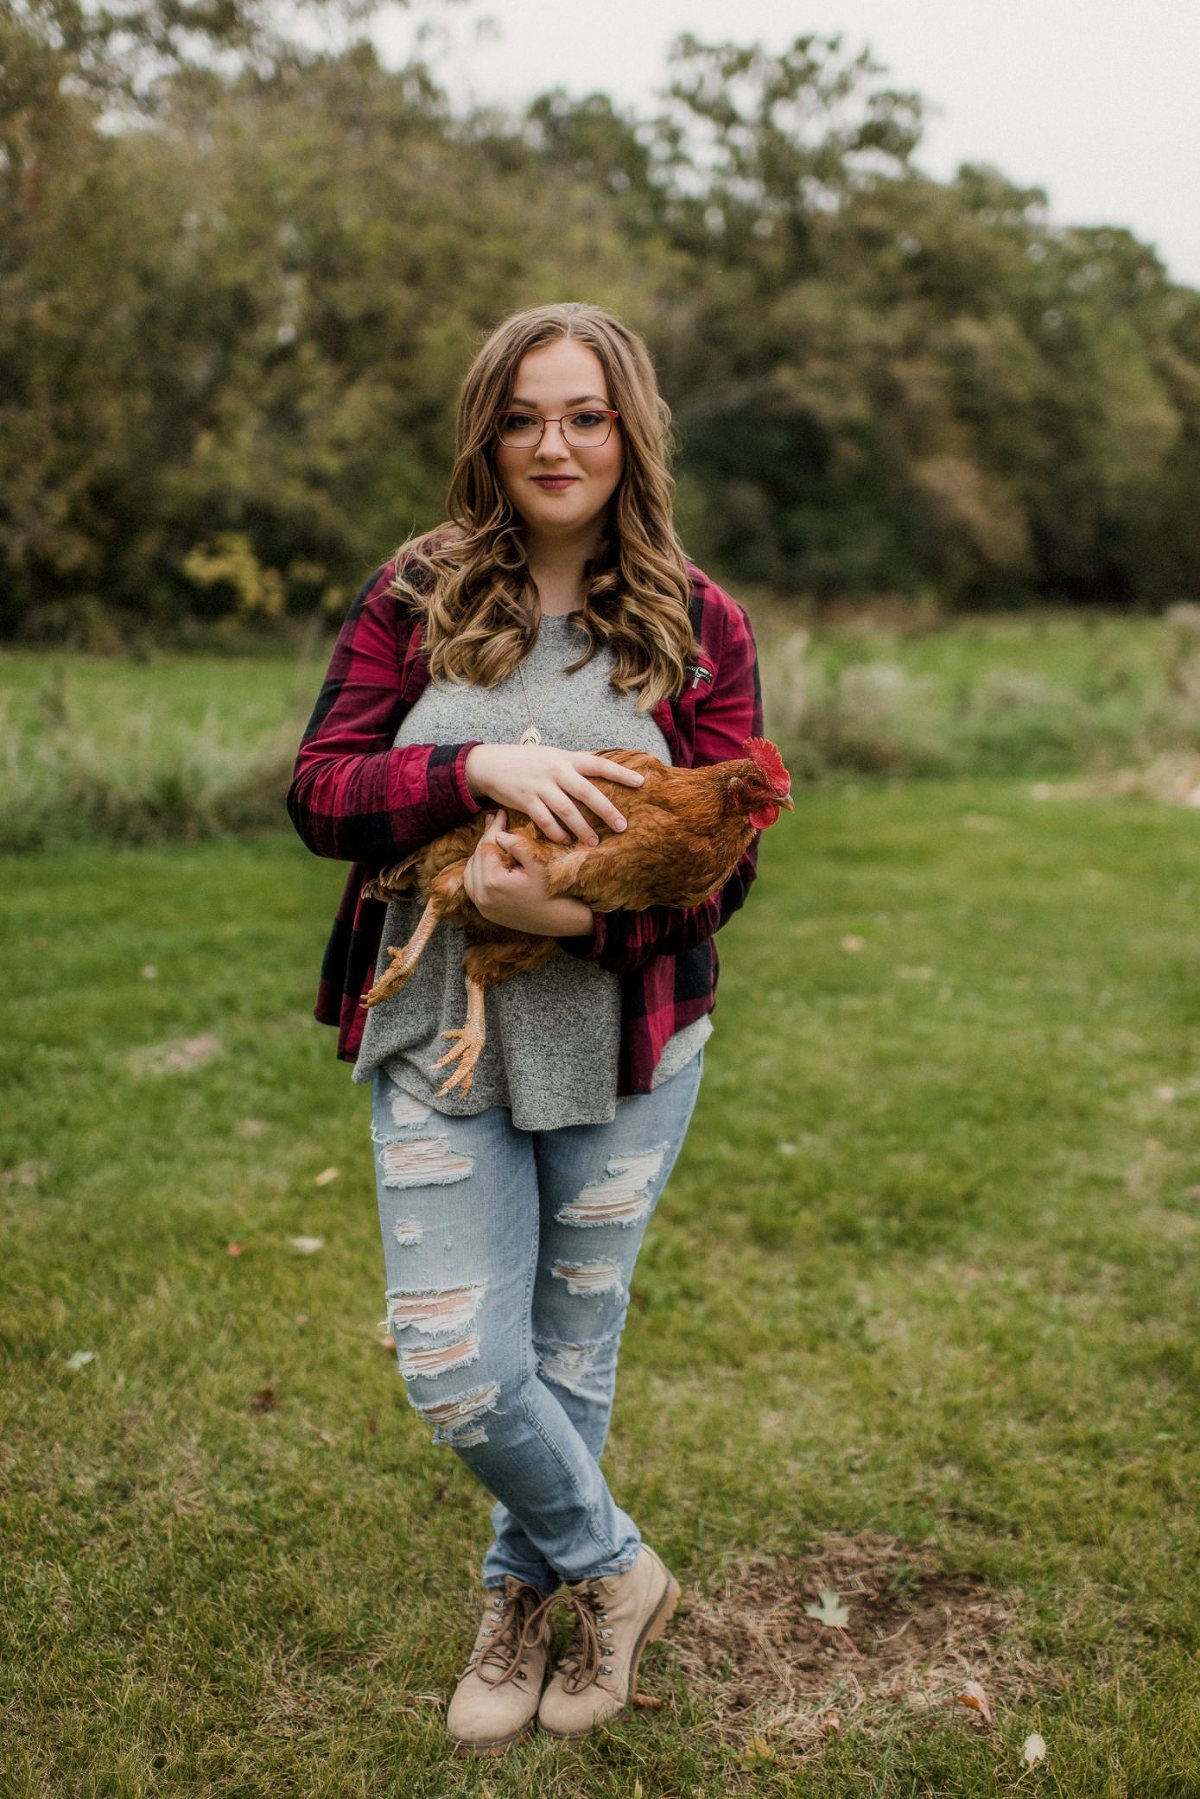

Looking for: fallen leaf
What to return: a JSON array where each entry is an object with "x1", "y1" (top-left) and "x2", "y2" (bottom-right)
[
  {"x1": 377, "y1": 1334, "x2": 395, "y2": 1351},
  {"x1": 958, "y1": 1679, "x2": 993, "y2": 1725},
  {"x1": 236, "y1": 1118, "x2": 268, "y2": 1139},
  {"x1": 66, "y1": 1350, "x2": 96, "y2": 1370},
  {"x1": 896, "y1": 965, "x2": 934, "y2": 981},
  {"x1": 366, "y1": 1416, "x2": 379, "y2": 1434},
  {"x1": 140, "y1": 964, "x2": 158, "y2": 980},
  {"x1": 226, "y1": 1242, "x2": 244, "y2": 1256},
  {"x1": 313, "y1": 1166, "x2": 339, "y2": 1186},
  {"x1": 250, "y1": 1386, "x2": 277, "y2": 1411},
  {"x1": 819, "y1": 1708, "x2": 842, "y2": 1735},
  {"x1": 1155, "y1": 1084, "x2": 1177, "y2": 1102},
  {"x1": 289, "y1": 1236, "x2": 324, "y2": 1255},
  {"x1": 743, "y1": 1735, "x2": 783, "y2": 1764},
  {"x1": 841, "y1": 934, "x2": 865, "y2": 952},
  {"x1": 805, "y1": 1586, "x2": 850, "y2": 1628},
  {"x1": 1023, "y1": 1732, "x2": 1047, "y2": 1765},
  {"x1": 294, "y1": 1312, "x2": 309, "y2": 1326},
  {"x1": 632, "y1": 1694, "x2": 662, "y2": 1710}
]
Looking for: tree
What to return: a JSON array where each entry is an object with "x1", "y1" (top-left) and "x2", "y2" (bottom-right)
[{"x1": 3, "y1": 18, "x2": 1199, "y2": 632}]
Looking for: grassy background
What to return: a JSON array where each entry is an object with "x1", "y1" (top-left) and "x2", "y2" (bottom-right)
[
  {"x1": 3, "y1": 604, "x2": 1199, "y2": 851},
  {"x1": 2, "y1": 751, "x2": 1199, "y2": 1791}
]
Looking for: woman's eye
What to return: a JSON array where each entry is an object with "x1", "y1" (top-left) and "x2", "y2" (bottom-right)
[
  {"x1": 569, "y1": 412, "x2": 606, "y2": 428},
  {"x1": 506, "y1": 413, "x2": 540, "y2": 430}
]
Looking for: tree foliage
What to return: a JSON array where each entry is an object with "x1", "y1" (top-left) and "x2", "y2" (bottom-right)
[{"x1": 3, "y1": 12, "x2": 1199, "y2": 637}]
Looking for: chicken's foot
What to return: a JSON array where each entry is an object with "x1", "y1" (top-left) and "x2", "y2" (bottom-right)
[
  {"x1": 431, "y1": 974, "x2": 487, "y2": 1096},
  {"x1": 363, "y1": 894, "x2": 443, "y2": 1007}
]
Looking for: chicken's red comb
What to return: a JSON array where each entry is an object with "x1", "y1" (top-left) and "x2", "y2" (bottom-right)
[{"x1": 742, "y1": 736, "x2": 791, "y2": 790}]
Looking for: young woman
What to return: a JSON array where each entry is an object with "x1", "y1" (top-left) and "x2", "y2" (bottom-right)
[{"x1": 288, "y1": 301, "x2": 764, "y2": 1751}]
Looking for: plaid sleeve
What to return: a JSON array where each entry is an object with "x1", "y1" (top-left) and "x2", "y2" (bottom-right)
[
  {"x1": 286, "y1": 562, "x2": 484, "y2": 864},
  {"x1": 560, "y1": 584, "x2": 763, "y2": 973}
]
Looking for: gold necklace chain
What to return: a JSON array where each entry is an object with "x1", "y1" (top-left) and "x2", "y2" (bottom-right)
[
  {"x1": 514, "y1": 615, "x2": 580, "y2": 746},
  {"x1": 515, "y1": 660, "x2": 557, "y2": 746}
]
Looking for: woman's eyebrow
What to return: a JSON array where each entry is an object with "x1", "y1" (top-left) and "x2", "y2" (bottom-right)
[{"x1": 508, "y1": 394, "x2": 609, "y2": 407}]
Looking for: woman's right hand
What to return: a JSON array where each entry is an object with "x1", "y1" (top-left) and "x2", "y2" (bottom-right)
[{"x1": 464, "y1": 744, "x2": 644, "y2": 846}]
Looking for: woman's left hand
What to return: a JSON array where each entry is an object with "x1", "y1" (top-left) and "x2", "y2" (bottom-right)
[{"x1": 462, "y1": 811, "x2": 593, "y2": 937}]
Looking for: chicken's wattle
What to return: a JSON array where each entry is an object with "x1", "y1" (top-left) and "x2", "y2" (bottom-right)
[{"x1": 749, "y1": 803, "x2": 780, "y2": 829}]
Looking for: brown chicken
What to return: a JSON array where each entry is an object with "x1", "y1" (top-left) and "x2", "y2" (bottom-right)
[{"x1": 360, "y1": 737, "x2": 793, "y2": 1095}]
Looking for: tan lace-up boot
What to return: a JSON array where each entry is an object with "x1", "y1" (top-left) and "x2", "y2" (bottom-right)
[
  {"x1": 537, "y1": 1544, "x2": 680, "y2": 1740},
  {"x1": 446, "y1": 1577, "x2": 556, "y2": 1754}
]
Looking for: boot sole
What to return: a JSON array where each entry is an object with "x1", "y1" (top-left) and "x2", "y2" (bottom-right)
[
  {"x1": 449, "y1": 1713, "x2": 538, "y2": 1756},
  {"x1": 539, "y1": 1567, "x2": 681, "y2": 1742}
]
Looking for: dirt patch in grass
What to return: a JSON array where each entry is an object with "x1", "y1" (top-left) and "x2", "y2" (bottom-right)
[
  {"x1": 666, "y1": 1533, "x2": 1049, "y2": 1758},
  {"x1": 127, "y1": 1032, "x2": 224, "y2": 1075},
  {"x1": 1107, "y1": 753, "x2": 1200, "y2": 806}
]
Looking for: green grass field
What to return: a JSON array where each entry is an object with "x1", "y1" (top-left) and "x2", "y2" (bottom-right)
[
  {"x1": 3, "y1": 768, "x2": 1198, "y2": 1794},
  {"x1": 3, "y1": 604, "x2": 1199, "y2": 850}
]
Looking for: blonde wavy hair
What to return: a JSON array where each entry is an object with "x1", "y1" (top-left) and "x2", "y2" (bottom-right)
[{"x1": 390, "y1": 301, "x2": 697, "y2": 710}]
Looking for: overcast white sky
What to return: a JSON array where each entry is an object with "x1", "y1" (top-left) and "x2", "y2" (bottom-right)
[{"x1": 373, "y1": 0, "x2": 1200, "y2": 287}]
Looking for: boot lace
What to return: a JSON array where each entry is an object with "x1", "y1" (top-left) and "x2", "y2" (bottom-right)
[
  {"x1": 465, "y1": 1584, "x2": 557, "y2": 1689},
  {"x1": 554, "y1": 1583, "x2": 615, "y2": 1694}
]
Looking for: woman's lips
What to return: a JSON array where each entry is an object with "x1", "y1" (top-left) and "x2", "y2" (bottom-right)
[{"x1": 531, "y1": 476, "x2": 578, "y2": 489}]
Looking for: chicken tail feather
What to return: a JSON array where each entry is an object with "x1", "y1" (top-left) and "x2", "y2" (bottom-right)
[{"x1": 362, "y1": 853, "x2": 422, "y2": 903}]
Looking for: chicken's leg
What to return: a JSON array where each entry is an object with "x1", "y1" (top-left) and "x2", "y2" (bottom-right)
[
  {"x1": 430, "y1": 972, "x2": 487, "y2": 1096},
  {"x1": 363, "y1": 893, "x2": 443, "y2": 1007},
  {"x1": 430, "y1": 936, "x2": 560, "y2": 1096}
]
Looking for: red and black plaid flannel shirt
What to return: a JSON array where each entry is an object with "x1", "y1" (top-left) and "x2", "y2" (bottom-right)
[{"x1": 286, "y1": 557, "x2": 764, "y2": 1095}]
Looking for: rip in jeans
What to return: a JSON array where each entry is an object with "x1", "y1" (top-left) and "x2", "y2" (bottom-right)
[
  {"x1": 535, "y1": 1328, "x2": 621, "y2": 1403},
  {"x1": 554, "y1": 1145, "x2": 667, "y2": 1228},
  {"x1": 413, "y1": 1380, "x2": 500, "y2": 1447}
]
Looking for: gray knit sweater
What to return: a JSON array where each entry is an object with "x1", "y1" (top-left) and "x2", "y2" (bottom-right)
[{"x1": 351, "y1": 611, "x2": 711, "y2": 1128}]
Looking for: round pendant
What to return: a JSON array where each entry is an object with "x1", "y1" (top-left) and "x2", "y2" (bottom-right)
[{"x1": 518, "y1": 725, "x2": 542, "y2": 746}]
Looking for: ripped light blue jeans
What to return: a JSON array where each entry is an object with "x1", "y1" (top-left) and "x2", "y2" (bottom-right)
[{"x1": 369, "y1": 1050, "x2": 704, "y2": 1594}]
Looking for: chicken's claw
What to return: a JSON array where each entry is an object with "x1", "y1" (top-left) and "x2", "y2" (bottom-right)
[
  {"x1": 361, "y1": 895, "x2": 443, "y2": 1008},
  {"x1": 431, "y1": 1027, "x2": 482, "y2": 1096},
  {"x1": 431, "y1": 974, "x2": 487, "y2": 1096},
  {"x1": 363, "y1": 944, "x2": 420, "y2": 1006}
]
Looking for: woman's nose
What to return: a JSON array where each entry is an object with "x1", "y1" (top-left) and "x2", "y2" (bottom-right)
[{"x1": 534, "y1": 420, "x2": 571, "y2": 457}]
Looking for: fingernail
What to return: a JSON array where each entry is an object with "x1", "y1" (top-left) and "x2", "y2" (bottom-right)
[
  {"x1": 615, "y1": 818, "x2": 626, "y2": 830},
  {"x1": 589, "y1": 834, "x2": 599, "y2": 846}
]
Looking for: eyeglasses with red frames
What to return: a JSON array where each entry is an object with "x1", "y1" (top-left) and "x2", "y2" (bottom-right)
[{"x1": 493, "y1": 407, "x2": 620, "y2": 449}]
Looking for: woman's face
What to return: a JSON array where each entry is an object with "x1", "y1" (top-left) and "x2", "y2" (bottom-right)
[{"x1": 492, "y1": 339, "x2": 624, "y2": 544}]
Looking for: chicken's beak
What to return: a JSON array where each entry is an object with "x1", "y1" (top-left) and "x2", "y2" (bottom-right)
[{"x1": 777, "y1": 792, "x2": 795, "y2": 811}]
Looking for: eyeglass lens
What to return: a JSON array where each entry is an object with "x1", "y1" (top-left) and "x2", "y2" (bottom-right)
[{"x1": 496, "y1": 410, "x2": 615, "y2": 448}]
